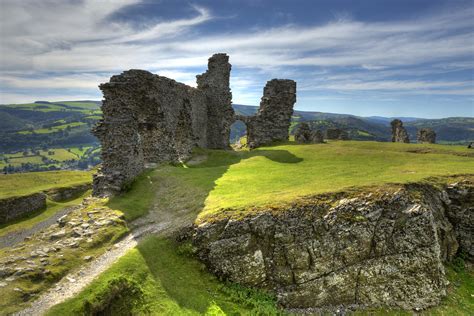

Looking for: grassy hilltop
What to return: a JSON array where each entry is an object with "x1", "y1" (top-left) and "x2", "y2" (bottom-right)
[
  {"x1": 109, "y1": 140, "x2": 474, "y2": 223},
  {"x1": 47, "y1": 140, "x2": 474, "y2": 315}
]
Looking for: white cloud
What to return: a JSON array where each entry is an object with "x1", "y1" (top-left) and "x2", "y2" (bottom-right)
[{"x1": 0, "y1": 0, "x2": 473, "y2": 105}]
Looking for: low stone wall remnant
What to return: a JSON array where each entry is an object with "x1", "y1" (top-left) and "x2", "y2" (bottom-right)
[{"x1": 0, "y1": 193, "x2": 46, "y2": 224}]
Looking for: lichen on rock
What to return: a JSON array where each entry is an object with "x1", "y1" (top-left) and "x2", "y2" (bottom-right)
[{"x1": 192, "y1": 178, "x2": 473, "y2": 310}]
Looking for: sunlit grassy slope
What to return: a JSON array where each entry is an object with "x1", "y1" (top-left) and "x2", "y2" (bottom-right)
[
  {"x1": 201, "y1": 141, "x2": 473, "y2": 216},
  {"x1": 110, "y1": 141, "x2": 473, "y2": 223},
  {"x1": 0, "y1": 170, "x2": 92, "y2": 199},
  {"x1": 47, "y1": 237, "x2": 280, "y2": 315}
]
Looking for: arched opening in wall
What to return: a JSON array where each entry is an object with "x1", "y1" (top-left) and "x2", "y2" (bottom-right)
[{"x1": 230, "y1": 119, "x2": 247, "y2": 149}]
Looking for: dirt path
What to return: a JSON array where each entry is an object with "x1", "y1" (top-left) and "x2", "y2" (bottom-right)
[
  {"x1": 0, "y1": 206, "x2": 80, "y2": 249},
  {"x1": 14, "y1": 221, "x2": 170, "y2": 316},
  {"x1": 15, "y1": 178, "x2": 199, "y2": 316}
]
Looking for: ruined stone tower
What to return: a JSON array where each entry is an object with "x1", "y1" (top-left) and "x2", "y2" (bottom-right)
[
  {"x1": 417, "y1": 128, "x2": 436, "y2": 144},
  {"x1": 235, "y1": 79, "x2": 296, "y2": 149},
  {"x1": 93, "y1": 54, "x2": 296, "y2": 196},
  {"x1": 391, "y1": 119, "x2": 410, "y2": 143}
]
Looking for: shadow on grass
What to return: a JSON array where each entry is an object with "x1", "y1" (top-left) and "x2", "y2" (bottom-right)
[
  {"x1": 106, "y1": 147, "x2": 301, "y2": 313},
  {"x1": 107, "y1": 148, "x2": 303, "y2": 222}
]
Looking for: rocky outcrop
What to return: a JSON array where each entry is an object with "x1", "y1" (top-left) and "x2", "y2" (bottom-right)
[
  {"x1": 391, "y1": 119, "x2": 410, "y2": 143},
  {"x1": 445, "y1": 180, "x2": 474, "y2": 260},
  {"x1": 237, "y1": 79, "x2": 296, "y2": 149},
  {"x1": 0, "y1": 193, "x2": 46, "y2": 224},
  {"x1": 326, "y1": 128, "x2": 349, "y2": 140},
  {"x1": 44, "y1": 183, "x2": 91, "y2": 202},
  {"x1": 295, "y1": 123, "x2": 324, "y2": 144},
  {"x1": 193, "y1": 179, "x2": 473, "y2": 311},
  {"x1": 93, "y1": 54, "x2": 296, "y2": 196},
  {"x1": 417, "y1": 128, "x2": 436, "y2": 144}
]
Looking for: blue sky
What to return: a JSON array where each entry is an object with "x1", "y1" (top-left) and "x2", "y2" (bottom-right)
[{"x1": 0, "y1": 0, "x2": 473, "y2": 118}]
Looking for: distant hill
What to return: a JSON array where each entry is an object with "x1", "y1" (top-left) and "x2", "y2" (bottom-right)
[
  {"x1": 0, "y1": 101, "x2": 472, "y2": 153},
  {"x1": 233, "y1": 104, "x2": 474, "y2": 144}
]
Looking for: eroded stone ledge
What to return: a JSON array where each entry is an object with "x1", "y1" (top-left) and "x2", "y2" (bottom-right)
[{"x1": 192, "y1": 178, "x2": 473, "y2": 310}]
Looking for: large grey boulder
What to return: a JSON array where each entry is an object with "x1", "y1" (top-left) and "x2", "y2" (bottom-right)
[{"x1": 193, "y1": 180, "x2": 473, "y2": 310}]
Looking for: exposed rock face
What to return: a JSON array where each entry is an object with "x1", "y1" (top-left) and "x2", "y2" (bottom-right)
[
  {"x1": 193, "y1": 180, "x2": 473, "y2": 310},
  {"x1": 417, "y1": 128, "x2": 436, "y2": 144},
  {"x1": 0, "y1": 193, "x2": 46, "y2": 224},
  {"x1": 445, "y1": 180, "x2": 474, "y2": 260},
  {"x1": 93, "y1": 54, "x2": 296, "y2": 196},
  {"x1": 326, "y1": 128, "x2": 349, "y2": 140},
  {"x1": 237, "y1": 79, "x2": 296, "y2": 149},
  {"x1": 391, "y1": 119, "x2": 410, "y2": 143},
  {"x1": 295, "y1": 123, "x2": 324, "y2": 144}
]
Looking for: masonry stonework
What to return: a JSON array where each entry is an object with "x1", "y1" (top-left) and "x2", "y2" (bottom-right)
[
  {"x1": 93, "y1": 54, "x2": 296, "y2": 196},
  {"x1": 236, "y1": 79, "x2": 296, "y2": 149},
  {"x1": 391, "y1": 119, "x2": 410, "y2": 143},
  {"x1": 417, "y1": 128, "x2": 436, "y2": 144}
]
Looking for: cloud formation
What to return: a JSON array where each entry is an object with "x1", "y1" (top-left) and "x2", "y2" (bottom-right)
[{"x1": 0, "y1": 0, "x2": 472, "y2": 117}]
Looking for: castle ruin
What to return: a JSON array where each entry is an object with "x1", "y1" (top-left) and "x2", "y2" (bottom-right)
[
  {"x1": 417, "y1": 128, "x2": 436, "y2": 144},
  {"x1": 93, "y1": 54, "x2": 296, "y2": 196},
  {"x1": 390, "y1": 119, "x2": 410, "y2": 143}
]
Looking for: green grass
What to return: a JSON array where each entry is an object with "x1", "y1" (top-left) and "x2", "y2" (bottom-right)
[
  {"x1": 0, "y1": 202, "x2": 128, "y2": 315},
  {"x1": 0, "y1": 190, "x2": 90, "y2": 237},
  {"x1": 194, "y1": 141, "x2": 473, "y2": 220},
  {"x1": 47, "y1": 236, "x2": 281, "y2": 316},
  {"x1": 0, "y1": 170, "x2": 92, "y2": 199},
  {"x1": 68, "y1": 146, "x2": 92, "y2": 158},
  {"x1": 4, "y1": 103, "x2": 67, "y2": 113},
  {"x1": 18, "y1": 122, "x2": 86, "y2": 135},
  {"x1": 56, "y1": 101, "x2": 100, "y2": 110},
  {"x1": 106, "y1": 171, "x2": 157, "y2": 221},
  {"x1": 4, "y1": 155, "x2": 44, "y2": 166},
  {"x1": 106, "y1": 141, "x2": 474, "y2": 224},
  {"x1": 37, "y1": 148, "x2": 78, "y2": 161},
  {"x1": 84, "y1": 115, "x2": 102, "y2": 120}
]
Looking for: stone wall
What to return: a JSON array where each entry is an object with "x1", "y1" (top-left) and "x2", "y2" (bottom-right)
[
  {"x1": 0, "y1": 193, "x2": 46, "y2": 224},
  {"x1": 93, "y1": 54, "x2": 296, "y2": 196},
  {"x1": 417, "y1": 128, "x2": 436, "y2": 144},
  {"x1": 193, "y1": 179, "x2": 473, "y2": 310},
  {"x1": 391, "y1": 119, "x2": 410, "y2": 143},
  {"x1": 237, "y1": 79, "x2": 296, "y2": 149},
  {"x1": 93, "y1": 54, "x2": 235, "y2": 196},
  {"x1": 44, "y1": 183, "x2": 91, "y2": 202}
]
